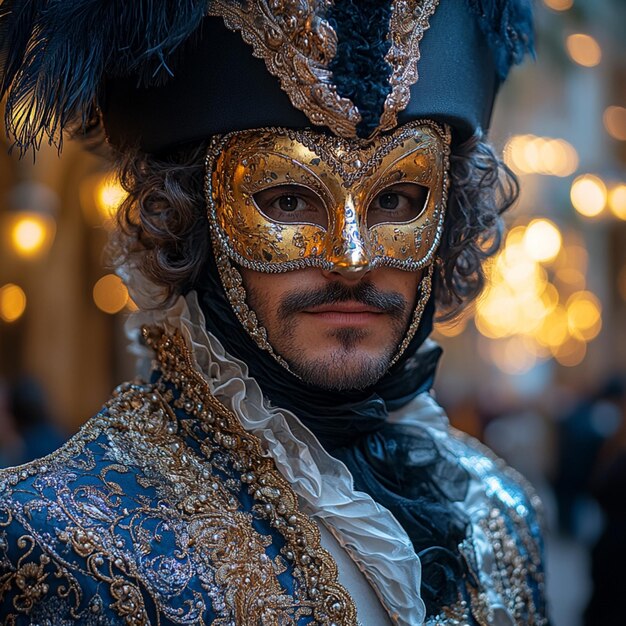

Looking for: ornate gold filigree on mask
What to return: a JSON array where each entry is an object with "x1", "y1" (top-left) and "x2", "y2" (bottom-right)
[{"x1": 206, "y1": 121, "x2": 450, "y2": 277}]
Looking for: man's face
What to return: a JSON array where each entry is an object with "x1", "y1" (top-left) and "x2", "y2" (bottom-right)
[
  {"x1": 240, "y1": 265, "x2": 422, "y2": 391},
  {"x1": 208, "y1": 122, "x2": 446, "y2": 388}
]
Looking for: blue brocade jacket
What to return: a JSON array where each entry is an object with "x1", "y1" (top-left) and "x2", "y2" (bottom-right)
[{"x1": 0, "y1": 328, "x2": 548, "y2": 626}]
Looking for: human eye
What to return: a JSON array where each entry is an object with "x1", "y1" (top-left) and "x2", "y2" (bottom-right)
[
  {"x1": 253, "y1": 185, "x2": 328, "y2": 228},
  {"x1": 273, "y1": 194, "x2": 306, "y2": 213},
  {"x1": 367, "y1": 183, "x2": 430, "y2": 227}
]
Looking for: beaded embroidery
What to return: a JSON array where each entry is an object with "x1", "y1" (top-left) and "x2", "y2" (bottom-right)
[{"x1": 208, "y1": 1, "x2": 440, "y2": 139}]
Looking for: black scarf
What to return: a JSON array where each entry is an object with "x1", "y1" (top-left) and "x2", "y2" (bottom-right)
[{"x1": 195, "y1": 260, "x2": 473, "y2": 616}]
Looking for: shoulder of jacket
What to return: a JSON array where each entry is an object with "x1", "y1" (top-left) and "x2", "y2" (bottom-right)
[
  {"x1": 446, "y1": 425, "x2": 545, "y2": 520},
  {"x1": 0, "y1": 379, "x2": 157, "y2": 503}
]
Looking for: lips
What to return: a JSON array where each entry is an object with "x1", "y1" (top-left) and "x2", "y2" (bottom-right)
[
  {"x1": 301, "y1": 301, "x2": 385, "y2": 327},
  {"x1": 277, "y1": 283, "x2": 407, "y2": 322},
  {"x1": 303, "y1": 302, "x2": 384, "y2": 315}
]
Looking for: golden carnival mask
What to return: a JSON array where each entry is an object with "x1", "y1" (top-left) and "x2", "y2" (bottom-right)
[{"x1": 206, "y1": 121, "x2": 450, "y2": 277}]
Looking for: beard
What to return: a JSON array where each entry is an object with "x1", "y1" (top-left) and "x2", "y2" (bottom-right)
[
  {"x1": 285, "y1": 329, "x2": 392, "y2": 390},
  {"x1": 247, "y1": 280, "x2": 411, "y2": 391}
]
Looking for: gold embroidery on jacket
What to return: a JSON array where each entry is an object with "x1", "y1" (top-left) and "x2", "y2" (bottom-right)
[
  {"x1": 142, "y1": 326, "x2": 358, "y2": 625},
  {"x1": 0, "y1": 327, "x2": 358, "y2": 626},
  {"x1": 0, "y1": 327, "x2": 548, "y2": 626}
]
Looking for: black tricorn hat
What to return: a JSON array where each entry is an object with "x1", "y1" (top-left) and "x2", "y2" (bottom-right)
[{"x1": 0, "y1": 0, "x2": 534, "y2": 155}]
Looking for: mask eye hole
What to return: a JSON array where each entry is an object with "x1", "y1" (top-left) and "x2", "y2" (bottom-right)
[
  {"x1": 253, "y1": 185, "x2": 328, "y2": 229},
  {"x1": 367, "y1": 183, "x2": 430, "y2": 227}
]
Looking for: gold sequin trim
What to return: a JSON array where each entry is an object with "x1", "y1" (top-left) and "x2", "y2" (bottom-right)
[
  {"x1": 379, "y1": 1, "x2": 440, "y2": 133},
  {"x1": 142, "y1": 326, "x2": 359, "y2": 625},
  {"x1": 212, "y1": 236, "x2": 294, "y2": 373}
]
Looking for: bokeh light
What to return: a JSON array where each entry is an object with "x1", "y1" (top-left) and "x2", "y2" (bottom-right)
[
  {"x1": 13, "y1": 218, "x2": 45, "y2": 252},
  {"x1": 608, "y1": 184, "x2": 626, "y2": 220},
  {"x1": 489, "y1": 336, "x2": 538, "y2": 376},
  {"x1": 523, "y1": 219, "x2": 562, "y2": 263},
  {"x1": 543, "y1": 0, "x2": 573, "y2": 10},
  {"x1": 10, "y1": 214, "x2": 55, "y2": 258},
  {"x1": 570, "y1": 174, "x2": 607, "y2": 217},
  {"x1": 95, "y1": 176, "x2": 126, "y2": 222},
  {"x1": 504, "y1": 135, "x2": 578, "y2": 176},
  {"x1": 603, "y1": 106, "x2": 626, "y2": 141},
  {"x1": 556, "y1": 267, "x2": 586, "y2": 290},
  {"x1": 559, "y1": 242, "x2": 588, "y2": 273},
  {"x1": 93, "y1": 274, "x2": 129, "y2": 314},
  {"x1": 537, "y1": 305, "x2": 569, "y2": 349},
  {"x1": 566, "y1": 291, "x2": 602, "y2": 341},
  {"x1": 0, "y1": 284, "x2": 27, "y2": 323},
  {"x1": 80, "y1": 173, "x2": 127, "y2": 228},
  {"x1": 475, "y1": 222, "x2": 601, "y2": 371},
  {"x1": 553, "y1": 337, "x2": 587, "y2": 367},
  {"x1": 566, "y1": 33, "x2": 602, "y2": 67}
]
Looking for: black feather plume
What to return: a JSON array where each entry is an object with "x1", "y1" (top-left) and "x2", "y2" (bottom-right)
[
  {"x1": 0, "y1": 0, "x2": 209, "y2": 153},
  {"x1": 327, "y1": 0, "x2": 393, "y2": 139},
  {"x1": 466, "y1": 0, "x2": 535, "y2": 81}
]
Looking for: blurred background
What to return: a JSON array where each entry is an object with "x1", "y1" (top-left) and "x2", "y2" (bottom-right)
[{"x1": 0, "y1": 1, "x2": 625, "y2": 624}]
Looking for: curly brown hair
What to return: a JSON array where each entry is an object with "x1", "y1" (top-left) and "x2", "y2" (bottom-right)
[{"x1": 111, "y1": 131, "x2": 518, "y2": 319}]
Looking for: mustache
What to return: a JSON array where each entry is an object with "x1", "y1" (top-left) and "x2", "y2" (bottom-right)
[{"x1": 277, "y1": 281, "x2": 407, "y2": 320}]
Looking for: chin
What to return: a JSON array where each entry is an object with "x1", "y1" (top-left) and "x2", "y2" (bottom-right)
[{"x1": 288, "y1": 349, "x2": 391, "y2": 391}]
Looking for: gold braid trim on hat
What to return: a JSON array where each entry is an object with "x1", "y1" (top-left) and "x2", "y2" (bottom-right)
[{"x1": 208, "y1": 0, "x2": 440, "y2": 139}]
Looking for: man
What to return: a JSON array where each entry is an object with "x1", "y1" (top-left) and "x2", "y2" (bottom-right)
[{"x1": 0, "y1": 1, "x2": 547, "y2": 624}]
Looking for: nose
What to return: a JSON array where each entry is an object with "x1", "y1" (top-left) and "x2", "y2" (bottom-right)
[
  {"x1": 326, "y1": 193, "x2": 372, "y2": 278},
  {"x1": 329, "y1": 256, "x2": 370, "y2": 278}
]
